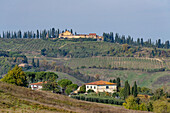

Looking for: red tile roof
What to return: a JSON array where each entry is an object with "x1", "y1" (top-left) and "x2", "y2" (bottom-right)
[
  {"x1": 89, "y1": 33, "x2": 96, "y2": 36},
  {"x1": 30, "y1": 81, "x2": 47, "y2": 85},
  {"x1": 85, "y1": 80, "x2": 117, "y2": 85}
]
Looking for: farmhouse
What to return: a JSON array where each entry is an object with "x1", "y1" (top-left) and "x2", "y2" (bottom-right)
[
  {"x1": 30, "y1": 81, "x2": 47, "y2": 90},
  {"x1": 85, "y1": 80, "x2": 117, "y2": 93},
  {"x1": 59, "y1": 31, "x2": 104, "y2": 40}
]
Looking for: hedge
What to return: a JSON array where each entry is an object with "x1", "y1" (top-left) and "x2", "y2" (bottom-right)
[{"x1": 71, "y1": 95, "x2": 125, "y2": 105}]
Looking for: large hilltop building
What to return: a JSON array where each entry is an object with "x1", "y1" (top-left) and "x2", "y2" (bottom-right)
[{"x1": 59, "y1": 31, "x2": 104, "y2": 41}]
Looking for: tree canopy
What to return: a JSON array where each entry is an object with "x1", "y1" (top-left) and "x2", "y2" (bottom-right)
[{"x1": 1, "y1": 65, "x2": 27, "y2": 87}]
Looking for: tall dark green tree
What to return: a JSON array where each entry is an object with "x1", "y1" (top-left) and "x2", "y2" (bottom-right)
[
  {"x1": 158, "y1": 39, "x2": 161, "y2": 48},
  {"x1": 36, "y1": 30, "x2": 39, "y2": 39},
  {"x1": 124, "y1": 80, "x2": 130, "y2": 99},
  {"x1": 116, "y1": 77, "x2": 121, "y2": 92},
  {"x1": 141, "y1": 38, "x2": 144, "y2": 46},
  {"x1": 32, "y1": 58, "x2": 36, "y2": 67},
  {"x1": 52, "y1": 28, "x2": 55, "y2": 38},
  {"x1": 37, "y1": 59, "x2": 39, "y2": 67},
  {"x1": 71, "y1": 29, "x2": 73, "y2": 34},
  {"x1": 133, "y1": 81, "x2": 138, "y2": 97}
]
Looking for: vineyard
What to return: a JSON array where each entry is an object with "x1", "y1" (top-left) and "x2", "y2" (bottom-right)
[
  {"x1": 0, "y1": 39, "x2": 68, "y2": 51},
  {"x1": 64, "y1": 57, "x2": 170, "y2": 70}
]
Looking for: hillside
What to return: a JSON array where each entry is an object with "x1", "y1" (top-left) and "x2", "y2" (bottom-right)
[
  {"x1": 0, "y1": 82, "x2": 150, "y2": 113},
  {"x1": 0, "y1": 39, "x2": 169, "y2": 91}
]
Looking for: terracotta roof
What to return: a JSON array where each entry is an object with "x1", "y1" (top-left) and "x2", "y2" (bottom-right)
[
  {"x1": 85, "y1": 80, "x2": 117, "y2": 85},
  {"x1": 89, "y1": 33, "x2": 96, "y2": 36},
  {"x1": 30, "y1": 81, "x2": 47, "y2": 85}
]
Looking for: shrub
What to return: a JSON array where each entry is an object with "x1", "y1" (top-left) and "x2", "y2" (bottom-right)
[
  {"x1": 87, "y1": 89, "x2": 95, "y2": 93},
  {"x1": 139, "y1": 103, "x2": 147, "y2": 111},
  {"x1": 123, "y1": 96, "x2": 139, "y2": 110},
  {"x1": 153, "y1": 100, "x2": 170, "y2": 113}
]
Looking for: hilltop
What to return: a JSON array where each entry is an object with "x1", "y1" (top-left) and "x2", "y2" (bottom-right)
[{"x1": 0, "y1": 81, "x2": 150, "y2": 113}]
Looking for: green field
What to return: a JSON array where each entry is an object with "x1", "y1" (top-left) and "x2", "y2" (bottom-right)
[
  {"x1": 52, "y1": 71, "x2": 84, "y2": 86},
  {"x1": 78, "y1": 68, "x2": 170, "y2": 91}
]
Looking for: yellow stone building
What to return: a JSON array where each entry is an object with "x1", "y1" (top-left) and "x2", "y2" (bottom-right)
[{"x1": 59, "y1": 31, "x2": 104, "y2": 40}]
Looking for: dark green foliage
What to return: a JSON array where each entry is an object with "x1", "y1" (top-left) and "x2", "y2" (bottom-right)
[
  {"x1": 87, "y1": 89, "x2": 95, "y2": 93},
  {"x1": 71, "y1": 95, "x2": 125, "y2": 105},
  {"x1": 58, "y1": 79, "x2": 72, "y2": 93},
  {"x1": 124, "y1": 80, "x2": 130, "y2": 99},
  {"x1": 42, "y1": 81, "x2": 60, "y2": 93},
  {"x1": 133, "y1": 81, "x2": 138, "y2": 97},
  {"x1": 116, "y1": 77, "x2": 121, "y2": 92},
  {"x1": 65, "y1": 84, "x2": 78, "y2": 95},
  {"x1": 152, "y1": 88, "x2": 165, "y2": 100},
  {"x1": 36, "y1": 59, "x2": 39, "y2": 67},
  {"x1": 32, "y1": 58, "x2": 36, "y2": 67},
  {"x1": 79, "y1": 85, "x2": 86, "y2": 93},
  {"x1": 25, "y1": 72, "x2": 58, "y2": 83}
]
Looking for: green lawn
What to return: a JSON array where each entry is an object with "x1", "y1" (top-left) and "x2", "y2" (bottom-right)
[{"x1": 51, "y1": 71, "x2": 84, "y2": 86}]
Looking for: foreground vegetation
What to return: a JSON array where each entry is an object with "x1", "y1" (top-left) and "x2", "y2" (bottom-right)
[{"x1": 0, "y1": 81, "x2": 149, "y2": 113}]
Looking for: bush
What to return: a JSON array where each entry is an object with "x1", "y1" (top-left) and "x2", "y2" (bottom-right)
[
  {"x1": 153, "y1": 100, "x2": 170, "y2": 113},
  {"x1": 87, "y1": 89, "x2": 95, "y2": 93},
  {"x1": 139, "y1": 103, "x2": 147, "y2": 111},
  {"x1": 123, "y1": 96, "x2": 139, "y2": 110}
]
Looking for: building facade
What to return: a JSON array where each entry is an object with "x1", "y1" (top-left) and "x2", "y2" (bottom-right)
[
  {"x1": 59, "y1": 31, "x2": 104, "y2": 40},
  {"x1": 30, "y1": 81, "x2": 47, "y2": 90},
  {"x1": 85, "y1": 80, "x2": 117, "y2": 93}
]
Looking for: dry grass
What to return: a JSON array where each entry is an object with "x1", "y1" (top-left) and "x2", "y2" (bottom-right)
[{"x1": 0, "y1": 81, "x2": 151, "y2": 113}]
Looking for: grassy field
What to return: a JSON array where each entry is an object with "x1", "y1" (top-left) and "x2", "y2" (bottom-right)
[
  {"x1": 64, "y1": 57, "x2": 170, "y2": 70},
  {"x1": 0, "y1": 81, "x2": 150, "y2": 113},
  {"x1": 50, "y1": 71, "x2": 84, "y2": 86},
  {"x1": 79, "y1": 68, "x2": 170, "y2": 91}
]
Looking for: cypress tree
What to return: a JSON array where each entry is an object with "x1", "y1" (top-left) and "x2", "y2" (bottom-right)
[
  {"x1": 124, "y1": 80, "x2": 130, "y2": 99},
  {"x1": 133, "y1": 81, "x2": 138, "y2": 97},
  {"x1": 71, "y1": 29, "x2": 73, "y2": 34},
  {"x1": 141, "y1": 38, "x2": 144, "y2": 46},
  {"x1": 113, "y1": 79, "x2": 116, "y2": 83},
  {"x1": 32, "y1": 58, "x2": 36, "y2": 67},
  {"x1": 37, "y1": 59, "x2": 39, "y2": 68},
  {"x1": 116, "y1": 77, "x2": 121, "y2": 92},
  {"x1": 37, "y1": 30, "x2": 39, "y2": 39}
]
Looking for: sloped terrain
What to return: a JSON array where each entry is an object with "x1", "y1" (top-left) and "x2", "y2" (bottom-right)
[{"x1": 0, "y1": 82, "x2": 150, "y2": 113}]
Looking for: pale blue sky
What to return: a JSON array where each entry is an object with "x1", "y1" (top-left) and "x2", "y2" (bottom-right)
[{"x1": 0, "y1": 0, "x2": 170, "y2": 41}]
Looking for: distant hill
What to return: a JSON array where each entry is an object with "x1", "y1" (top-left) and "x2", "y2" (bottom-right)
[{"x1": 0, "y1": 82, "x2": 150, "y2": 113}]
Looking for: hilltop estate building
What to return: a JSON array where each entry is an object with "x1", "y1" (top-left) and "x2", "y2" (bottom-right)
[
  {"x1": 85, "y1": 80, "x2": 117, "y2": 93},
  {"x1": 59, "y1": 31, "x2": 104, "y2": 40}
]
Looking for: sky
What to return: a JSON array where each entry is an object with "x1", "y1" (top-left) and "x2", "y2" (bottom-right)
[{"x1": 0, "y1": 0, "x2": 170, "y2": 42}]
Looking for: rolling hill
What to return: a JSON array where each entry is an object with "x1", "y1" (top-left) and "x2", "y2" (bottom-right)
[{"x1": 0, "y1": 82, "x2": 150, "y2": 113}]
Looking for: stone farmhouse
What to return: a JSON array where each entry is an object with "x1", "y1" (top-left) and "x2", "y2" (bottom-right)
[
  {"x1": 30, "y1": 81, "x2": 47, "y2": 90},
  {"x1": 59, "y1": 31, "x2": 104, "y2": 41},
  {"x1": 85, "y1": 80, "x2": 117, "y2": 93}
]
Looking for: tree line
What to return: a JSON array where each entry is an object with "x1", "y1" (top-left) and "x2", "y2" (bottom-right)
[
  {"x1": 0, "y1": 28, "x2": 169, "y2": 49},
  {"x1": 0, "y1": 28, "x2": 75, "y2": 40},
  {"x1": 103, "y1": 32, "x2": 169, "y2": 49}
]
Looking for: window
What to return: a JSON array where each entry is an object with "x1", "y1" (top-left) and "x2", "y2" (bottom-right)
[
  {"x1": 106, "y1": 86, "x2": 109, "y2": 89},
  {"x1": 94, "y1": 86, "x2": 96, "y2": 89},
  {"x1": 87, "y1": 86, "x2": 89, "y2": 88},
  {"x1": 91, "y1": 86, "x2": 92, "y2": 89}
]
